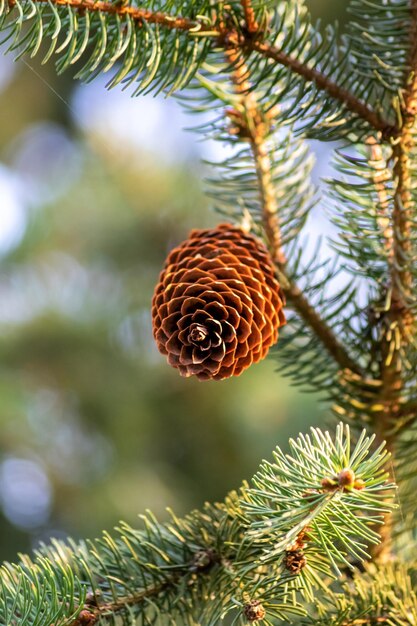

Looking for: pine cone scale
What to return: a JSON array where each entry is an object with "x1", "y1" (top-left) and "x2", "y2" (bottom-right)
[
  {"x1": 160, "y1": 313, "x2": 181, "y2": 335},
  {"x1": 152, "y1": 224, "x2": 286, "y2": 380}
]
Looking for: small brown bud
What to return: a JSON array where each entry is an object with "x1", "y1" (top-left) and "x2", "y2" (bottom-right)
[
  {"x1": 322, "y1": 469, "x2": 358, "y2": 492},
  {"x1": 77, "y1": 610, "x2": 96, "y2": 625},
  {"x1": 244, "y1": 600, "x2": 266, "y2": 622},
  {"x1": 191, "y1": 549, "x2": 218, "y2": 572},
  {"x1": 337, "y1": 468, "x2": 355, "y2": 488},
  {"x1": 284, "y1": 549, "x2": 307, "y2": 574}
]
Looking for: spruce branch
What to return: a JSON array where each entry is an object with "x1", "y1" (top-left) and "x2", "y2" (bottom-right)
[
  {"x1": 40, "y1": 0, "x2": 204, "y2": 31},
  {"x1": 365, "y1": 136, "x2": 393, "y2": 258},
  {"x1": 68, "y1": 581, "x2": 172, "y2": 625},
  {"x1": 5, "y1": 0, "x2": 213, "y2": 32},
  {"x1": 358, "y1": 1, "x2": 417, "y2": 561},
  {"x1": 223, "y1": 44, "x2": 363, "y2": 378},
  {"x1": 389, "y1": 0, "x2": 417, "y2": 309},
  {"x1": 0, "y1": 425, "x2": 396, "y2": 625},
  {"x1": 240, "y1": 0, "x2": 259, "y2": 34},
  {"x1": 0, "y1": 0, "x2": 399, "y2": 136},
  {"x1": 245, "y1": 39, "x2": 397, "y2": 138},
  {"x1": 279, "y1": 280, "x2": 363, "y2": 377},
  {"x1": 306, "y1": 561, "x2": 417, "y2": 626}
]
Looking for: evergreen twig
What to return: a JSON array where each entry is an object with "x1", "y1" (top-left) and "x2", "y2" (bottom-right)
[
  {"x1": 0, "y1": 425, "x2": 396, "y2": 625},
  {"x1": 240, "y1": 0, "x2": 259, "y2": 34},
  {"x1": 390, "y1": 0, "x2": 417, "y2": 307},
  {"x1": 369, "y1": 0, "x2": 417, "y2": 562},
  {"x1": 224, "y1": 45, "x2": 363, "y2": 377},
  {"x1": 244, "y1": 39, "x2": 397, "y2": 138},
  {"x1": 2, "y1": 0, "x2": 397, "y2": 134},
  {"x1": 7, "y1": 0, "x2": 209, "y2": 31}
]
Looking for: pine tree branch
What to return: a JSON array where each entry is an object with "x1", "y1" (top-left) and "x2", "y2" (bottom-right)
[
  {"x1": 390, "y1": 0, "x2": 417, "y2": 309},
  {"x1": 3, "y1": 0, "x2": 398, "y2": 136},
  {"x1": 368, "y1": 1, "x2": 417, "y2": 563},
  {"x1": 385, "y1": 2, "x2": 417, "y2": 378},
  {"x1": 342, "y1": 618, "x2": 390, "y2": 625},
  {"x1": 311, "y1": 561, "x2": 417, "y2": 626},
  {"x1": 13, "y1": 0, "x2": 212, "y2": 32},
  {"x1": 1, "y1": 426, "x2": 394, "y2": 625},
  {"x1": 240, "y1": 0, "x2": 259, "y2": 34},
  {"x1": 70, "y1": 581, "x2": 171, "y2": 625},
  {"x1": 244, "y1": 39, "x2": 398, "y2": 138},
  {"x1": 279, "y1": 279, "x2": 363, "y2": 377},
  {"x1": 365, "y1": 137, "x2": 393, "y2": 258},
  {"x1": 224, "y1": 47, "x2": 363, "y2": 377}
]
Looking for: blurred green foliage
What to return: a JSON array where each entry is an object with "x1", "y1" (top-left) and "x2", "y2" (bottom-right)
[{"x1": 0, "y1": 0, "x2": 345, "y2": 561}]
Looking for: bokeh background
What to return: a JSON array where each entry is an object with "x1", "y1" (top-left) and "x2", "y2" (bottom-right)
[{"x1": 0, "y1": 0, "x2": 343, "y2": 562}]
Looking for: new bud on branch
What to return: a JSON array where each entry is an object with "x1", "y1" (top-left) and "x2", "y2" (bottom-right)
[{"x1": 152, "y1": 224, "x2": 286, "y2": 380}]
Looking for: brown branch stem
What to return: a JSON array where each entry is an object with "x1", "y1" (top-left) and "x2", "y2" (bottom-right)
[
  {"x1": 365, "y1": 137, "x2": 393, "y2": 257},
  {"x1": 11, "y1": 0, "x2": 398, "y2": 135},
  {"x1": 240, "y1": 0, "x2": 259, "y2": 34},
  {"x1": 281, "y1": 278, "x2": 363, "y2": 375},
  {"x1": 390, "y1": 0, "x2": 417, "y2": 308},
  {"x1": 71, "y1": 582, "x2": 171, "y2": 625},
  {"x1": 341, "y1": 617, "x2": 391, "y2": 626},
  {"x1": 369, "y1": 0, "x2": 417, "y2": 563},
  {"x1": 225, "y1": 47, "x2": 363, "y2": 377},
  {"x1": 14, "y1": 0, "x2": 214, "y2": 32},
  {"x1": 245, "y1": 39, "x2": 397, "y2": 137}
]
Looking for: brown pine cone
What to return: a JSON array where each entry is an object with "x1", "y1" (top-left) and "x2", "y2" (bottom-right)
[{"x1": 152, "y1": 224, "x2": 286, "y2": 380}]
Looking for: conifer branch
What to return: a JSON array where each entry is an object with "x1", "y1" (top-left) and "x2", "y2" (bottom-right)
[
  {"x1": 310, "y1": 560, "x2": 417, "y2": 626},
  {"x1": 1, "y1": 0, "x2": 398, "y2": 136},
  {"x1": 390, "y1": 0, "x2": 417, "y2": 309},
  {"x1": 280, "y1": 280, "x2": 363, "y2": 377},
  {"x1": 375, "y1": 0, "x2": 417, "y2": 428},
  {"x1": 240, "y1": 0, "x2": 259, "y2": 34},
  {"x1": 70, "y1": 577, "x2": 178, "y2": 626},
  {"x1": 224, "y1": 47, "x2": 285, "y2": 266},
  {"x1": 244, "y1": 39, "x2": 397, "y2": 137},
  {"x1": 8, "y1": 0, "x2": 213, "y2": 32},
  {"x1": 224, "y1": 46, "x2": 363, "y2": 378},
  {"x1": 365, "y1": 137, "x2": 393, "y2": 258},
  {"x1": 69, "y1": 581, "x2": 171, "y2": 625},
  {"x1": 367, "y1": 1, "x2": 417, "y2": 562},
  {"x1": 0, "y1": 425, "x2": 395, "y2": 625}
]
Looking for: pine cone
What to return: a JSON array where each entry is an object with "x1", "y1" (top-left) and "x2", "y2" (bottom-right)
[{"x1": 152, "y1": 224, "x2": 286, "y2": 380}]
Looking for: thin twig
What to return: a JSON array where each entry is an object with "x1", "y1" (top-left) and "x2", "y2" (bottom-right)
[
  {"x1": 240, "y1": 0, "x2": 259, "y2": 34},
  {"x1": 70, "y1": 582, "x2": 172, "y2": 625},
  {"x1": 341, "y1": 617, "x2": 391, "y2": 626},
  {"x1": 245, "y1": 39, "x2": 397, "y2": 137},
  {"x1": 281, "y1": 278, "x2": 363, "y2": 376},
  {"x1": 224, "y1": 47, "x2": 363, "y2": 377},
  {"x1": 11, "y1": 0, "x2": 399, "y2": 135},
  {"x1": 13, "y1": 0, "x2": 213, "y2": 32}
]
